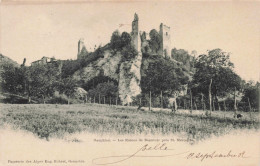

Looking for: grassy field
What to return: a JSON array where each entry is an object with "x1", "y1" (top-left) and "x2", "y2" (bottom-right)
[{"x1": 0, "y1": 103, "x2": 259, "y2": 142}]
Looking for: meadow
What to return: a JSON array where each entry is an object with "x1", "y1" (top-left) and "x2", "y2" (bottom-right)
[{"x1": 0, "y1": 103, "x2": 259, "y2": 142}]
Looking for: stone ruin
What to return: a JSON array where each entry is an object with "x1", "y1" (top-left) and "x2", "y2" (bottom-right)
[
  {"x1": 75, "y1": 13, "x2": 175, "y2": 105},
  {"x1": 77, "y1": 13, "x2": 172, "y2": 60}
]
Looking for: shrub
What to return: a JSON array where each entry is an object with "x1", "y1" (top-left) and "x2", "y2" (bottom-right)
[{"x1": 48, "y1": 96, "x2": 68, "y2": 104}]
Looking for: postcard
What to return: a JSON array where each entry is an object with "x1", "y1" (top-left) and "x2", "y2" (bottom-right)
[{"x1": 0, "y1": 1, "x2": 259, "y2": 166}]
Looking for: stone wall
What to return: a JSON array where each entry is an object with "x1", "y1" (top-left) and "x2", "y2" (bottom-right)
[
  {"x1": 131, "y1": 13, "x2": 141, "y2": 53},
  {"x1": 77, "y1": 38, "x2": 87, "y2": 59},
  {"x1": 159, "y1": 23, "x2": 171, "y2": 58}
]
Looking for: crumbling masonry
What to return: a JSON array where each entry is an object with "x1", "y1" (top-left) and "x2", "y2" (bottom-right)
[
  {"x1": 131, "y1": 13, "x2": 171, "y2": 58},
  {"x1": 77, "y1": 13, "x2": 172, "y2": 59}
]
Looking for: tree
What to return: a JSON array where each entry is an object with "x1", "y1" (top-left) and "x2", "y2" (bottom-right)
[
  {"x1": 61, "y1": 60, "x2": 82, "y2": 78},
  {"x1": 28, "y1": 63, "x2": 61, "y2": 103},
  {"x1": 192, "y1": 48, "x2": 242, "y2": 115},
  {"x1": 88, "y1": 82, "x2": 118, "y2": 104},
  {"x1": 241, "y1": 81, "x2": 259, "y2": 111},
  {"x1": 171, "y1": 48, "x2": 195, "y2": 71},
  {"x1": 110, "y1": 30, "x2": 122, "y2": 51},
  {"x1": 82, "y1": 75, "x2": 118, "y2": 91},
  {"x1": 110, "y1": 31, "x2": 135, "y2": 59},
  {"x1": 149, "y1": 29, "x2": 161, "y2": 54},
  {"x1": 1, "y1": 63, "x2": 26, "y2": 95},
  {"x1": 141, "y1": 55, "x2": 189, "y2": 101},
  {"x1": 121, "y1": 32, "x2": 131, "y2": 47},
  {"x1": 29, "y1": 65, "x2": 49, "y2": 103},
  {"x1": 121, "y1": 44, "x2": 138, "y2": 61},
  {"x1": 58, "y1": 76, "x2": 77, "y2": 104}
]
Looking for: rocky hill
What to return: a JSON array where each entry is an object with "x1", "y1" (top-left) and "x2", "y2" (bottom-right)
[
  {"x1": 73, "y1": 45, "x2": 142, "y2": 105},
  {"x1": 0, "y1": 14, "x2": 194, "y2": 105},
  {"x1": 0, "y1": 54, "x2": 20, "y2": 68},
  {"x1": 72, "y1": 42, "x2": 193, "y2": 105},
  {"x1": 72, "y1": 14, "x2": 194, "y2": 105}
]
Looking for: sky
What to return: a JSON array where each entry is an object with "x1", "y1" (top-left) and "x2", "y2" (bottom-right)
[{"x1": 0, "y1": 1, "x2": 259, "y2": 81}]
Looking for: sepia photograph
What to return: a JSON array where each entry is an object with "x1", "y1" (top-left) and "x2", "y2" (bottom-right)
[{"x1": 0, "y1": 0, "x2": 259, "y2": 166}]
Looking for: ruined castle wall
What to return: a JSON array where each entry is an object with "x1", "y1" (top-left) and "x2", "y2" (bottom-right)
[
  {"x1": 77, "y1": 39, "x2": 85, "y2": 59},
  {"x1": 131, "y1": 14, "x2": 141, "y2": 53},
  {"x1": 159, "y1": 23, "x2": 171, "y2": 58}
]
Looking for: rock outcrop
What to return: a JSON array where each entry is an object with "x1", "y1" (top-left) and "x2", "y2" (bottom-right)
[
  {"x1": 73, "y1": 50, "x2": 121, "y2": 83},
  {"x1": 118, "y1": 53, "x2": 142, "y2": 105},
  {"x1": 73, "y1": 49, "x2": 142, "y2": 105},
  {"x1": 72, "y1": 13, "x2": 192, "y2": 105}
]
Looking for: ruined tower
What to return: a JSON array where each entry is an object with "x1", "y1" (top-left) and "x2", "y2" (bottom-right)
[
  {"x1": 131, "y1": 13, "x2": 141, "y2": 53},
  {"x1": 77, "y1": 38, "x2": 87, "y2": 59},
  {"x1": 159, "y1": 23, "x2": 171, "y2": 58}
]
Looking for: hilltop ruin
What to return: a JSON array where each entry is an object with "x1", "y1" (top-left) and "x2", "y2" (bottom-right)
[{"x1": 77, "y1": 13, "x2": 172, "y2": 60}]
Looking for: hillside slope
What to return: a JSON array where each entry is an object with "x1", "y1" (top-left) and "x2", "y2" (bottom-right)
[
  {"x1": 73, "y1": 47, "x2": 142, "y2": 105},
  {"x1": 0, "y1": 54, "x2": 20, "y2": 68}
]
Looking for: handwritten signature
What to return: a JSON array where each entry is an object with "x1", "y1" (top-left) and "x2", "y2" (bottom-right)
[
  {"x1": 92, "y1": 143, "x2": 249, "y2": 165},
  {"x1": 186, "y1": 150, "x2": 249, "y2": 162},
  {"x1": 92, "y1": 143, "x2": 189, "y2": 165}
]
